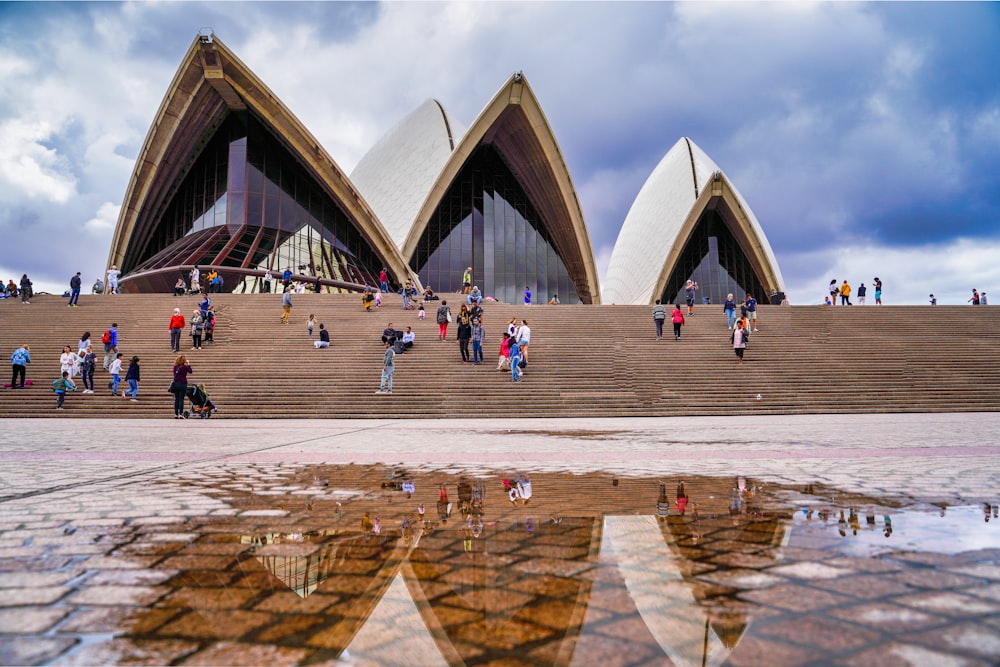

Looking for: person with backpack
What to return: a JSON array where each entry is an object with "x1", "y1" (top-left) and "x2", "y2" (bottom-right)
[{"x1": 102, "y1": 324, "x2": 118, "y2": 370}]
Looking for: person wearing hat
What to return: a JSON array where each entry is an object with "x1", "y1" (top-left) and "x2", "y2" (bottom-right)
[{"x1": 124, "y1": 356, "x2": 141, "y2": 401}]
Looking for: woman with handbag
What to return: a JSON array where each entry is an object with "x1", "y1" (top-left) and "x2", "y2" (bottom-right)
[
  {"x1": 170, "y1": 355, "x2": 193, "y2": 419},
  {"x1": 436, "y1": 300, "x2": 452, "y2": 341}
]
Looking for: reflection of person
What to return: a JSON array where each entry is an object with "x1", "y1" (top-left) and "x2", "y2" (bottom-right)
[
  {"x1": 656, "y1": 481, "x2": 670, "y2": 518},
  {"x1": 676, "y1": 481, "x2": 688, "y2": 515}
]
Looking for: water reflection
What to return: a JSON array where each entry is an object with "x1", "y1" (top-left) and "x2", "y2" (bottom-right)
[{"x1": 15, "y1": 466, "x2": 999, "y2": 666}]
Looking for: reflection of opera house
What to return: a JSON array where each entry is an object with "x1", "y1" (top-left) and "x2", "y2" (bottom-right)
[
  {"x1": 162, "y1": 473, "x2": 790, "y2": 666},
  {"x1": 108, "y1": 33, "x2": 785, "y2": 304}
]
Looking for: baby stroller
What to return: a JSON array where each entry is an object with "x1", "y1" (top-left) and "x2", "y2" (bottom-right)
[{"x1": 183, "y1": 384, "x2": 217, "y2": 419}]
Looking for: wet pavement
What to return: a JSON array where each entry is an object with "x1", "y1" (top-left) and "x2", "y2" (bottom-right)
[{"x1": 0, "y1": 414, "x2": 998, "y2": 666}]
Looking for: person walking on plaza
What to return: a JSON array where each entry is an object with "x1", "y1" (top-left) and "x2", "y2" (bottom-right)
[
  {"x1": 723, "y1": 293, "x2": 737, "y2": 329},
  {"x1": 732, "y1": 320, "x2": 748, "y2": 365},
  {"x1": 982, "y1": 292, "x2": 988, "y2": 305},
  {"x1": 124, "y1": 356, "x2": 140, "y2": 401},
  {"x1": 652, "y1": 299, "x2": 666, "y2": 340},
  {"x1": 376, "y1": 340, "x2": 396, "y2": 394},
  {"x1": 437, "y1": 300, "x2": 452, "y2": 340},
  {"x1": 106, "y1": 265, "x2": 121, "y2": 295},
  {"x1": 68, "y1": 272, "x2": 82, "y2": 307},
  {"x1": 52, "y1": 371, "x2": 76, "y2": 410},
  {"x1": 281, "y1": 287, "x2": 293, "y2": 324},
  {"x1": 169, "y1": 308, "x2": 185, "y2": 353},
  {"x1": 523, "y1": 286, "x2": 532, "y2": 306},
  {"x1": 80, "y1": 345, "x2": 96, "y2": 394},
  {"x1": 10, "y1": 345, "x2": 30, "y2": 389},
  {"x1": 684, "y1": 280, "x2": 699, "y2": 315},
  {"x1": 839, "y1": 280, "x2": 851, "y2": 306},
  {"x1": 671, "y1": 304, "x2": 685, "y2": 340},
  {"x1": 969, "y1": 289, "x2": 980, "y2": 305},
  {"x1": 873, "y1": 277, "x2": 883, "y2": 305},
  {"x1": 745, "y1": 294, "x2": 759, "y2": 332},
  {"x1": 19, "y1": 274, "x2": 32, "y2": 304},
  {"x1": 170, "y1": 355, "x2": 193, "y2": 418},
  {"x1": 857, "y1": 282, "x2": 867, "y2": 305}
]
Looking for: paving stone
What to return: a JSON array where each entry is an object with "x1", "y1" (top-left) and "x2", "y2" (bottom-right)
[{"x1": 0, "y1": 606, "x2": 69, "y2": 633}]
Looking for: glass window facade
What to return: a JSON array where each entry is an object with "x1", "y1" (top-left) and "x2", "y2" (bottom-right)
[
  {"x1": 410, "y1": 145, "x2": 579, "y2": 304},
  {"x1": 128, "y1": 112, "x2": 384, "y2": 292},
  {"x1": 660, "y1": 210, "x2": 768, "y2": 307}
]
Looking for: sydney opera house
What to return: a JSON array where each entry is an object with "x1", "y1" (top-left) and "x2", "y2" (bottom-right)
[{"x1": 108, "y1": 33, "x2": 785, "y2": 306}]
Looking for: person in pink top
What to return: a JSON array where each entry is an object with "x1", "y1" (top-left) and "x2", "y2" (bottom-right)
[{"x1": 670, "y1": 303, "x2": 685, "y2": 340}]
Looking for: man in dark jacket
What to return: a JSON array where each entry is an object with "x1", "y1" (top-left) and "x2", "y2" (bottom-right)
[{"x1": 68, "y1": 272, "x2": 82, "y2": 307}]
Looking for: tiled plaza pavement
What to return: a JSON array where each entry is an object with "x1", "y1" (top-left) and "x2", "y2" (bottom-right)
[{"x1": 0, "y1": 414, "x2": 998, "y2": 666}]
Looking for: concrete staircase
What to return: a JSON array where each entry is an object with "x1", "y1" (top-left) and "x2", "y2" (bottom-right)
[{"x1": 1, "y1": 292, "x2": 998, "y2": 418}]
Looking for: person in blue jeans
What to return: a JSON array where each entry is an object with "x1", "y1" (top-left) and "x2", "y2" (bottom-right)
[
  {"x1": 471, "y1": 317, "x2": 484, "y2": 365},
  {"x1": 724, "y1": 293, "x2": 737, "y2": 329},
  {"x1": 124, "y1": 356, "x2": 141, "y2": 400},
  {"x1": 509, "y1": 339, "x2": 522, "y2": 382},
  {"x1": 68, "y1": 272, "x2": 82, "y2": 307}
]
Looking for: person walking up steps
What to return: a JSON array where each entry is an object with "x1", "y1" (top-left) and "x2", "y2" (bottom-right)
[
  {"x1": 169, "y1": 308, "x2": 185, "y2": 353},
  {"x1": 652, "y1": 300, "x2": 666, "y2": 340},
  {"x1": 281, "y1": 287, "x2": 293, "y2": 324},
  {"x1": 68, "y1": 272, "x2": 82, "y2": 307},
  {"x1": 671, "y1": 304, "x2": 685, "y2": 340}
]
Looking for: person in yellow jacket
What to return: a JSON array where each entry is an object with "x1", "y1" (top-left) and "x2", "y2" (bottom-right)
[{"x1": 840, "y1": 280, "x2": 852, "y2": 306}]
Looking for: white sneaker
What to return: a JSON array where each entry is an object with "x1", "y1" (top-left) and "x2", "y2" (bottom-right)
[{"x1": 375, "y1": 389, "x2": 385, "y2": 394}]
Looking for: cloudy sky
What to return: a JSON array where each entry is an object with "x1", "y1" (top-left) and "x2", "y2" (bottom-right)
[{"x1": 2, "y1": 2, "x2": 998, "y2": 304}]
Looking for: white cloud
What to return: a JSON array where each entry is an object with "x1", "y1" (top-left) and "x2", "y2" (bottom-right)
[
  {"x1": 0, "y1": 119, "x2": 77, "y2": 202},
  {"x1": 84, "y1": 202, "x2": 121, "y2": 236}
]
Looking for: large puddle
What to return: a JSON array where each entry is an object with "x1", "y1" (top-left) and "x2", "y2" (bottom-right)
[{"x1": 2, "y1": 464, "x2": 998, "y2": 666}]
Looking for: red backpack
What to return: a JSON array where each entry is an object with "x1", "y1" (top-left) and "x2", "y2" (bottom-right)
[{"x1": 101, "y1": 329, "x2": 111, "y2": 344}]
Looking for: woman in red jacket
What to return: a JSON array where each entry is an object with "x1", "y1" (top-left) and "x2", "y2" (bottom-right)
[
  {"x1": 670, "y1": 303, "x2": 686, "y2": 340},
  {"x1": 168, "y1": 308, "x2": 186, "y2": 353}
]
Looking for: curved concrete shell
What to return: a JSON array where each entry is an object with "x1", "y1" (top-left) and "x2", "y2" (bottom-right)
[
  {"x1": 403, "y1": 73, "x2": 601, "y2": 304},
  {"x1": 350, "y1": 99, "x2": 465, "y2": 249},
  {"x1": 603, "y1": 138, "x2": 785, "y2": 306},
  {"x1": 108, "y1": 34, "x2": 413, "y2": 293}
]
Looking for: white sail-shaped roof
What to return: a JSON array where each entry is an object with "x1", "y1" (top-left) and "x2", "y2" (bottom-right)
[
  {"x1": 603, "y1": 137, "x2": 784, "y2": 305},
  {"x1": 350, "y1": 100, "x2": 465, "y2": 248}
]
